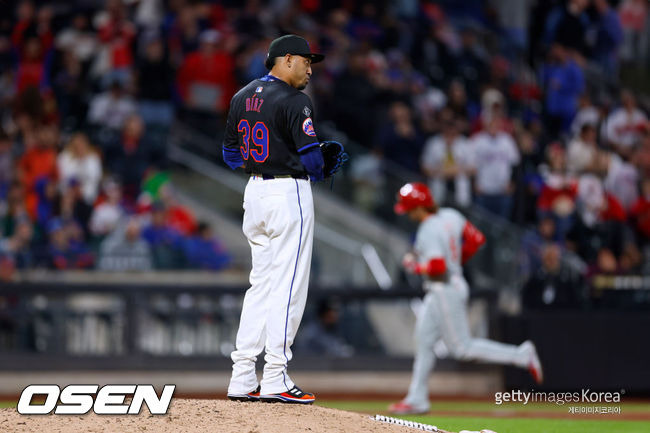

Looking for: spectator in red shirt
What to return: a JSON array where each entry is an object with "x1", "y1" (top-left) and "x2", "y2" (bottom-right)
[
  {"x1": 96, "y1": 0, "x2": 136, "y2": 88},
  {"x1": 537, "y1": 143, "x2": 578, "y2": 238},
  {"x1": 18, "y1": 126, "x2": 59, "y2": 220},
  {"x1": 15, "y1": 37, "x2": 47, "y2": 94},
  {"x1": 158, "y1": 183, "x2": 197, "y2": 236},
  {"x1": 176, "y1": 29, "x2": 236, "y2": 114},
  {"x1": 18, "y1": 125, "x2": 58, "y2": 220},
  {"x1": 18, "y1": 124, "x2": 58, "y2": 190},
  {"x1": 11, "y1": 1, "x2": 53, "y2": 56},
  {"x1": 11, "y1": 0, "x2": 36, "y2": 49}
]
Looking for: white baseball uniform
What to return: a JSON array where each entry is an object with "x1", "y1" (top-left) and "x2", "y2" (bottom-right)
[
  {"x1": 223, "y1": 71, "x2": 323, "y2": 399},
  {"x1": 228, "y1": 177, "x2": 314, "y2": 396},
  {"x1": 403, "y1": 207, "x2": 532, "y2": 411}
]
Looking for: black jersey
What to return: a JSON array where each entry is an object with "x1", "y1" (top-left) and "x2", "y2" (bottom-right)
[{"x1": 222, "y1": 74, "x2": 320, "y2": 176}]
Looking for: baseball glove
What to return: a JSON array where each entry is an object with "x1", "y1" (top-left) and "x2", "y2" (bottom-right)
[{"x1": 319, "y1": 140, "x2": 349, "y2": 178}]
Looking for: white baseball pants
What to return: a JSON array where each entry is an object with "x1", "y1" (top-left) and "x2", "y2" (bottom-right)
[
  {"x1": 404, "y1": 275, "x2": 530, "y2": 410},
  {"x1": 228, "y1": 177, "x2": 314, "y2": 396}
]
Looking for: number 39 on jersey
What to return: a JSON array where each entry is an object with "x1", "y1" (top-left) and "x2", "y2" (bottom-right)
[{"x1": 238, "y1": 120, "x2": 269, "y2": 163}]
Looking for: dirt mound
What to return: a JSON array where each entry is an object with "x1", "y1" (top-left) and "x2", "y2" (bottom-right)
[{"x1": 0, "y1": 399, "x2": 446, "y2": 433}]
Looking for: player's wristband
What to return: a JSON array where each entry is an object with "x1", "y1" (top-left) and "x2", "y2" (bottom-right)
[
  {"x1": 223, "y1": 147, "x2": 243, "y2": 170},
  {"x1": 299, "y1": 146, "x2": 324, "y2": 181},
  {"x1": 425, "y1": 258, "x2": 446, "y2": 276},
  {"x1": 408, "y1": 258, "x2": 446, "y2": 277}
]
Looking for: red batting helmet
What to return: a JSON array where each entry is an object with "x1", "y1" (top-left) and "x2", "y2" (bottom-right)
[{"x1": 394, "y1": 182, "x2": 435, "y2": 214}]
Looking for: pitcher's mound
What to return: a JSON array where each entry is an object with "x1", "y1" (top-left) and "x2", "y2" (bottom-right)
[{"x1": 1, "y1": 399, "x2": 446, "y2": 432}]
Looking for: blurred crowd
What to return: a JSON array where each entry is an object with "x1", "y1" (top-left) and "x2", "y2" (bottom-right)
[
  {"x1": 312, "y1": 0, "x2": 650, "y2": 300},
  {"x1": 0, "y1": 0, "x2": 237, "y2": 277},
  {"x1": 0, "y1": 0, "x2": 649, "y2": 290}
]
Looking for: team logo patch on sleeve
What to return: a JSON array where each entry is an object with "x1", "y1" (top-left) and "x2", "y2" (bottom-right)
[
  {"x1": 303, "y1": 106, "x2": 311, "y2": 117},
  {"x1": 302, "y1": 117, "x2": 316, "y2": 136}
]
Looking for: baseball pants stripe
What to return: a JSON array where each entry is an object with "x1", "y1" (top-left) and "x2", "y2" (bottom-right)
[{"x1": 281, "y1": 179, "x2": 304, "y2": 390}]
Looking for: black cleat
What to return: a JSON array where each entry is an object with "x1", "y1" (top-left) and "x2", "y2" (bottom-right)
[{"x1": 260, "y1": 386, "x2": 315, "y2": 404}]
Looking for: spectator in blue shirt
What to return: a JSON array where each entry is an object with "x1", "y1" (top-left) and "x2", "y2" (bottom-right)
[
  {"x1": 141, "y1": 202, "x2": 183, "y2": 269},
  {"x1": 48, "y1": 218, "x2": 94, "y2": 270},
  {"x1": 182, "y1": 222, "x2": 230, "y2": 271},
  {"x1": 592, "y1": 0, "x2": 624, "y2": 78},
  {"x1": 141, "y1": 203, "x2": 181, "y2": 246},
  {"x1": 541, "y1": 43, "x2": 585, "y2": 137}
]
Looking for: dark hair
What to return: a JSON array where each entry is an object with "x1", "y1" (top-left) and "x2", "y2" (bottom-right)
[
  {"x1": 425, "y1": 205, "x2": 438, "y2": 214},
  {"x1": 580, "y1": 123, "x2": 595, "y2": 134},
  {"x1": 265, "y1": 56, "x2": 279, "y2": 70},
  {"x1": 196, "y1": 221, "x2": 210, "y2": 234},
  {"x1": 317, "y1": 298, "x2": 339, "y2": 317}
]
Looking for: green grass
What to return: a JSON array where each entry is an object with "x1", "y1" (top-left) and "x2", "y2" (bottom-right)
[
  {"x1": 318, "y1": 400, "x2": 650, "y2": 433},
  {"x1": 0, "y1": 401, "x2": 15, "y2": 408},
  {"x1": 319, "y1": 400, "x2": 650, "y2": 414}
]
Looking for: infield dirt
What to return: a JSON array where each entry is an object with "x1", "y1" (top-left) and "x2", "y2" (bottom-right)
[{"x1": 0, "y1": 398, "x2": 447, "y2": 433}]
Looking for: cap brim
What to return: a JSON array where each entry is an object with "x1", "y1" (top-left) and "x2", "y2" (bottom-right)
[
  {"x1": 301, "y1": 53, "x2": 324, "y2": 64},
  {"x1": 266, "y1": 53, "x2": 325, "y2": 69},
  {"x1": 308, "y1": 53, "x2": 324, "y2": 63}
]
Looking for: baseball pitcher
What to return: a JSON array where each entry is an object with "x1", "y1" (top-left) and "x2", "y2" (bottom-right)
[
  {"x1": 222, "y1": 35, "x2": 327, "y2": 405},
  {"x1": 389, "y1": 182, "x2": 543, "y2": 415}
]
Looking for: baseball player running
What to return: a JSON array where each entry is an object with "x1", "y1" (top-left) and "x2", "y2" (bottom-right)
[
  {"x1": 389, "y1": 182, "x2": 543, "y2": 415},
  {"x1": 222, "y1": 35, "x2": 326, "y2": 404}
]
